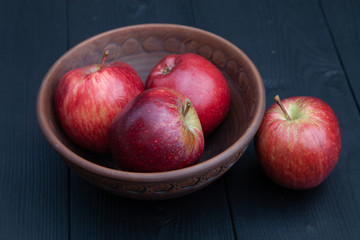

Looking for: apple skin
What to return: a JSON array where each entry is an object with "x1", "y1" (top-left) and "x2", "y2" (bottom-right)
[
  {"x1": 108, "y1": 87, "x2": 205, "y2": 172},
  {"x1": 254, "y1": 96, "x2": 341, "y2": 189},
  {"x1": 145, "y1": 53, "x2": 231, "y2": 136},
  {"x1": 55, "y1": 61, "x2": 144, "y2": 154}
]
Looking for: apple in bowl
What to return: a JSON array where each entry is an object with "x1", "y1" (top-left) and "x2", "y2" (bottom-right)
[
  {"x1": 108, "y1": 87, "x2": 204, "y2": 172},
  {"x1": 145, "y1": 53, "x2": 231, "y2": 136},
  {"x1": 255, "y1": 95, "x2": 341, "y2": 189},
  {"x1": 55, "y1": 50, "x2": 144, "y2": 154}
]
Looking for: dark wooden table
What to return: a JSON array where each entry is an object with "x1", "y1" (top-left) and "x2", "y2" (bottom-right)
[{"x1": 1, "y1": 0, "x2": 360, "y2": 239}]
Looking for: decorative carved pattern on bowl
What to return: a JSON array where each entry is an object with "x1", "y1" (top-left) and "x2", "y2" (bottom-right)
[{"x1": 75, "y1": 144, "x2": 248, "y2": 197}]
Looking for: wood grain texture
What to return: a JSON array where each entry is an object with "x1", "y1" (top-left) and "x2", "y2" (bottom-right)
[
  {"x1": 70, "y1": 177, "x2": 234, "y2": 239},
  {"x1": 319, "y1": 0, "x2": 360, "y2": 110},
  {"x1": 1, "y1": 0, "x2": 360, "y2": 239},
  {"x1": 67, "y1": 0, "x2": 234, "y2": 239},
  {"x1": 67, "y1": 0, "x2": 196, "y2": 48},
  {"x1": 192, "y1": 0, "x2": 360, "y2": 239},
  {"x1": 0, "y1": 0, "x2": 69, "y2": 239}
]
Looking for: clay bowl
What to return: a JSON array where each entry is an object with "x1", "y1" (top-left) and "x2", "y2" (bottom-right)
[{"x1": 36, "y1": 24, "x2": 266, "y2": 200}]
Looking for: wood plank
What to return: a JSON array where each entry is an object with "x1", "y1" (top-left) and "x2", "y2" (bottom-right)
[
  {"x1": 70, "y1": 179, "x2": 233, "y2": 239},
  {"x1": 319, "y1": 0, "x2": 360, "y2": 110},
  {"x1": 67, "y1": 0, "x2": 196, "y2": 48},
  {"x1": 67, "y1": 1, "x2": 234, "y2": 239},
  {"x1": 192, "y1": 0, "x2": 360, "y2": 239},
  {"x1": 0, "y1": 0, "x2": 69, "y2": 239}
]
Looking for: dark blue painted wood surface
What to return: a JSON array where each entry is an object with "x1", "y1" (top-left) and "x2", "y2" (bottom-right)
[{"x1": 1, "y1": 0, "x2": 359, "y2": 239}]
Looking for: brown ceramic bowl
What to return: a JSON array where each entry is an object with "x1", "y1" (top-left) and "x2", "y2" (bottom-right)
[{"x1": 36, "y1": 24, "x2": 265, "y2": 200}]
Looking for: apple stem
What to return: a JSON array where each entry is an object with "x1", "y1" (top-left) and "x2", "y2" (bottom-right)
[
  {"x1": 100, "y1": 50, "x2": 110, "y2": 69},
  {"x1": 162, "y1": 66, "x2": 172, "y2": 75},
  {"x1": 274, "y1": 95, "x2": 292, "y2": 121},
  {"x1": 183, "y1": 101, "x2": 191, "y2": 117}
]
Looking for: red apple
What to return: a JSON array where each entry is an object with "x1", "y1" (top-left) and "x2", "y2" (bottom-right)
[
  {"x1": 254, "y1": 95, "x2": 341, "y2": 189},
  {"x1": 145, "y1": 53, "x2": 230, "y2": 136},
  {"x1": 55, "y1": 50, "x2": 144, "y2": 154},
  {"x1": 108, "y1": 87, "x2": 204, "y2": 172}
]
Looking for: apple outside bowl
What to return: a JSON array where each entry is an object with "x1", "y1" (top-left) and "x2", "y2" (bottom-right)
[{"x1": 36, "y1": 24, "x2": 266, "y2": 200}]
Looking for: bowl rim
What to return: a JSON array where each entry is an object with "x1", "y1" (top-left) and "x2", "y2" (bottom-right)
[{"x1": 36, "y1": 23, "x2": 266, "y2": 183}]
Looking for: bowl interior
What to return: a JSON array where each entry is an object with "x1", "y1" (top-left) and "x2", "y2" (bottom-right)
[{"x1": 38, "y1": 24, "x2": 265, "y2": 173}]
